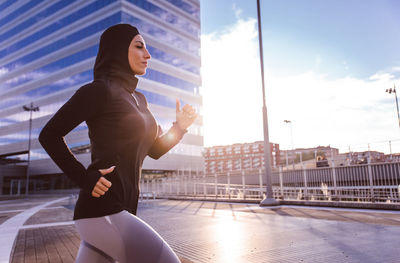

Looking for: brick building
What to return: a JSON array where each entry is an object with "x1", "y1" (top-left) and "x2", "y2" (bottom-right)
[{"x1": 203, "y1": 141, "x2": 280, "y2": 174}]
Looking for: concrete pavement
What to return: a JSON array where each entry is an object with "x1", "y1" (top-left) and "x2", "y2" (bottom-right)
[{"x1": 1, "y1": 196, "x2": 400, "y2": 262}]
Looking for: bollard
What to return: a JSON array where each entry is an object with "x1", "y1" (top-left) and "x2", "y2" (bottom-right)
[
  {"x1": 177, "y1": 171, "x2": 180, "y2": 196},
  {"x1": 303, "y1": 166, "x2": 308, "y2": 200},
  {"x1": 169, "y1": 175, "x2": 172, "y2": 196},
  {"x1": 331, "y1": 160, "x2": 338, "y2": 200},
  {"x1": 242, "y1": 170, "x2": 246, "y2": 200},
  {"x1": 193, "y1": 173, "x2": 196, "y2": 197},
  {"x1": 189, "y1": 167, "x2": 192, "y2": 196},
  {"x1": 367, "y1": 154, "x2": 375, "y2": 202},
  {"x1": 203, "y1": 171, "x2": 207, "y2": 198},
  {"x1": 184, "y1": 170, "x2": 188, "y2": 196},
  {"x1": 214, "y1": 173, "x2": 218, "y2": 198},
  {"x1": 279, "y1": 167, "x2": 284, "y2": 198},
  {"x1": 195, "y1": 168, "x2": 199, "y2": 197},
  {"x1": 228, "y1": 172, "x2": 231, "y2": 199}
]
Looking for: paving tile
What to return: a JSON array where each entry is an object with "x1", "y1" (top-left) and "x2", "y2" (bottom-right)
[
  {"x1": 11, "y1": 226, "x2": 77, "y2": 263},
  {"x1": 24, "y1": 207, "x2": 73, "y2": 225},
  {"x1": 0, "y1": 211, "x2": 21, "y2": 224}
]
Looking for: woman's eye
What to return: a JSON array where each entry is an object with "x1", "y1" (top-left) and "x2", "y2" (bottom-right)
[{"x1": 136, "y1": 46, "x2": 143, "y2": 49}]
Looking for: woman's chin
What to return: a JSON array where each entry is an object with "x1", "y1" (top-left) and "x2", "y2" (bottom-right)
[
  {"x1": 130, "y1": 66, "x2": 147, "y2": 75},
  {"x1": 136, "y1": 69, "x2": 146, "y2": 76}
]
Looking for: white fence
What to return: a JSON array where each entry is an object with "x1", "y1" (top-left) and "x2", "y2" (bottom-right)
[{"x1": 140, "y1": 162, "x2": 400, "y2": 203}]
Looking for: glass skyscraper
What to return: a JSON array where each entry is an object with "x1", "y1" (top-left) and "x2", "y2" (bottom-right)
[{"x1": 0, "y1": 0, "x2": 203, "y2": 194}]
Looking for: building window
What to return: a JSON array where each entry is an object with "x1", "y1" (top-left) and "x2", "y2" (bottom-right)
[
  {"x1": 234, "y1": 146, "x2": 241, "y2": 154},
  {"x1": 227, "y1": 160, "x2": 232, "y2": 170},
  {"x1": 226, "y1": 147, "x2": 232, "y2": 155},
  {"x1": 217, "y1": 148, "x2": 224, "y2": 156}
]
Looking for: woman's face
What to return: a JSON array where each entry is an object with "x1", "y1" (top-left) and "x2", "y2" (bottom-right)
[{"x1": 128, "y1": 34, "x2": 151, "y2": 75}]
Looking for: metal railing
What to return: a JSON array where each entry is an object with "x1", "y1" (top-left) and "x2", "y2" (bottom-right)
[{"x1": 140, "y1": 162, "x2": 400, "y2": 204}]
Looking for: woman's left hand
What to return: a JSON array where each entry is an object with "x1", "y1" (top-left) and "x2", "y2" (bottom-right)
[{"x1": 176, "y1": 98, "x2": 197, "y2": 130}]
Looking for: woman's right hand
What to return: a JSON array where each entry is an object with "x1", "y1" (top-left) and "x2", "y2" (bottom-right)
[{"x1": 91, "y1": 166, "x2": 115, "y2": 198}]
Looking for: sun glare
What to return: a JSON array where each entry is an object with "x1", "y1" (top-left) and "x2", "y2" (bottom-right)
[{"x1": 213, "y1": 213, "x2": 244, "y2": 262}]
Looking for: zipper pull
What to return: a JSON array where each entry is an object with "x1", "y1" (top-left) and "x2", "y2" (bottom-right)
[{"x1": 131, "y1": 93, "x2": 139, "y2": 106}]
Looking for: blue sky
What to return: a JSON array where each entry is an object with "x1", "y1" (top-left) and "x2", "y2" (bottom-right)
[
  {"x1": 200, "y1": 0, "x2": 400, "y2": 153},
  {"x1": 201, "y1": 0, "x2": 400, "y2": 79}
]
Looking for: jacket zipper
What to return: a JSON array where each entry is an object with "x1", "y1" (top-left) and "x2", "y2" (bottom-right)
[{"x1": 131, "y1": 93, "x2": 139, "y2": 106}]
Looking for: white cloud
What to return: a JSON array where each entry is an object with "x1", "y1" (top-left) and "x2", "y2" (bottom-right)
[
  {"x1": 369, "y1": 72, "x2": 395, "y2": 81},
  {"x1": 266, "y1": 71, "x2": 399, "y2": 151},
  {"x1": 232, "y1": 4, "x2": 242, "y2": 18},
  {"x1": 201, "y1": 18, "x2": 400, "y2": 154}
]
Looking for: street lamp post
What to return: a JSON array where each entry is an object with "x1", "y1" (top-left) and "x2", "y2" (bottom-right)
[
  {"x1": 386, "y1": 84, "x2": 400, "y2": 129},
  {"x1": 257, "y1": 0, "x2": 279, "y2": 206},
  {"x1": 23, "y1": 102, "x2": 40, "y2": 196},
  {"x1": 284, "y1": 120, "x2": 294, "y2": 169}
]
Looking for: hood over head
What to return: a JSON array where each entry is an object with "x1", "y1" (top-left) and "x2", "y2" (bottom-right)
[{"x1": 94, "y1": 24, "x2": 140, "y2": 91}]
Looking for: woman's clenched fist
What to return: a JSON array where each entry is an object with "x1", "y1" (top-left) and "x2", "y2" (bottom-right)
[{"x1": 91, "y1": 166, "x2": 115, "y2": 198}]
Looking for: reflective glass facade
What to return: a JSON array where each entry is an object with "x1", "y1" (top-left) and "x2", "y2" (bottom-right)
[{"x1": 0, "y1": 0, "x2": 203, "y2": 175}]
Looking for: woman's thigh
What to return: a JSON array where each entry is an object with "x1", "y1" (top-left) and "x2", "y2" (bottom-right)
[
  {"x1": 75, "y1": 215, "x2": 125, "y2": 262},
  {"x1": 75, "y1": 211, "x2": 180, "y2": 263},
  {"x1": 75, "y1": 240, "x2": 116, "y2": 263},
  {"x1": 109, "y1": 210, "x2": 180, "y2": 263}
]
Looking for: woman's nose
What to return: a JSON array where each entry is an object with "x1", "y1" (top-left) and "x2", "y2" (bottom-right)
[{"x1": 144, "y1": 49, "x2": 151, "y2": 59}]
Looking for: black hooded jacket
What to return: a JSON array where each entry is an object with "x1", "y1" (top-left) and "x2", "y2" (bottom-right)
[{"x1": 39, "y1": 24, "x2": 187, "y2": 220}]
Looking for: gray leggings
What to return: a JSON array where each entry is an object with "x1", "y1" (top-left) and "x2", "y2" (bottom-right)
[{"x1": 74, "y1": 210, "x2": 180, "y2": 263}]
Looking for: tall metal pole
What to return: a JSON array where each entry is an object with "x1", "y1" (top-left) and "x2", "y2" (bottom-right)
[
  {"x1": 26, "y1": 108, "x2": 32, "y2": 196},
  {"x1": 23, "y1": 102, "x2": 39, "y2": 196},
  {"x1": 394, "y1": 86, "x2": 400, "y2": 129},
  {"x1": 257, "y1": 0, "x2": 279, "y2": 206},
  {"x1": 386, "y1": 84, "x2": 400, "y2": 129}
]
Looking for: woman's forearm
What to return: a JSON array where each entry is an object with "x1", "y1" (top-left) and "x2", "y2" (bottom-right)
[{"x1": 147, "y1": 122, "x2": 187, "y2": 159}]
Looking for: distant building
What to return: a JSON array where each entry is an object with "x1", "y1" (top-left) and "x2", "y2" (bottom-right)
[
  {"x1": 384, "y1": 153, "x2": 400, "y2": 162},
  {"x1": 280, "y1": 145, "x2": 339, "y2": 166},
  {"x1": 318, "y1": 150, "x2": 386, "y2": 166},
  {"x1": 347, "y1": 151, "x2": 386, "y2": 165},
  {"x1": 203, "y1": 141, "x2": 280, "y2": 174}
]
